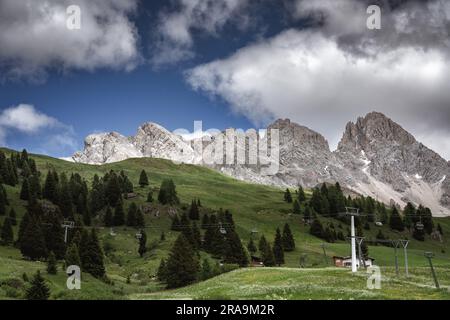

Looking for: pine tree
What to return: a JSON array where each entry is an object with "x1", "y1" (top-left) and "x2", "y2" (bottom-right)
[
  {"x1": 165, "y1": 234, "x2": 199, "y2": 288},
  {"x1": 113, "y1": 200, "x2": 125, "y2": 226},
  {"x1": 273, "y1": 228, "x2": 285, "y2": 266},
  {"x1": 293, "y1": 200, "x2": 301, "y2": 215},
  {"x1": 298, "y1": 185, "x2": 306, "y2": 203},
  {"x1": 8, "y1": 208, "x2": 17, "y2": 226},
  {"x1": 158, "y1": 179, "x2": 180, "y2": 205},
  {"x1": 200, "y1": 258, "x2": 212, "y2": 280},
  {"x1": 136, "y1": 208, "x2": 145, "y2": 227},
  {"x1": 20, "y1": 215, "x2": 48, "y2": 260},
  {"x1": 65, "y1": 243, "x2": 81, "y2": 267},
  {"x1": 281, "y1": 223, "x2": 295, "y2": 251},
  {"x1": 389, "y1": 206, "x2": 404, "y2": 232},
  {"x1": 157, "y1": 258, "x2": 168, "y2": 282},
  {"x1": 59, "y1": 173, "x2": 73, "y2": 219},
  {"x1": 42, "y1": 210, "x2": 66, "y2": 259},
  {"x1": 104, "y1": 206, "x2": 114, "y2": 227},
  {"x1": 189, "y1": 200, "x2": 200, "y2": 220},
  {"x1": 223, "y1": 229, "x2": 248, "y2": 267},
  {"x1": 310, "y1": 216, "x2": 324, "y2": 239},
  {"x1": 1, "y1": 217, "x2": 14, "y2": 245},
  {"x1": 79, "y1": 229, "x2": 105, "y2": 278},
  {"x1": 146, "y1": 190, "x2": 153, "y2": 203},
  {"x1": 105, "y1": 172, "x2": 122, "y2": 207},
  {"x1": 20, "y1": 178, "x2": 30, "y2": 201},
  {"x1": 247, "y1": 238, "x2": 257, "y2": 255},
  {"x1": 284, "y1": 188, "x2": 293, "y2": 203},
  {"x1": 47, "y1": 251, "x2": 57, "y2": 275},
  {"x1": 171, "y1": 215, "x2": 181, "y2": 231},
  {"x1": 191, "y1": 222, "x2": 201, "y2": 250},
  {"x1": 29, "y1": 174, "x2": 42, "y2": 200},
  {"x1": 43, "y1": 170, "x2": 59, "y2": 204},
  {"x1": 138, "y1": 230, "x2": 147, "y2": 257},
  {"x1": 0, "y1": 185, "x2": 6, "y2": 216},
  {"x1": 126, "y1": 202, "x2": 138, "y2": 227},
  {"x1": 25, "y1": 271, "x2": 50, "y2": 300},
  {"x1": 139, "y1": 170, "x2": 149, "y2": 187},
  {"x1": 201, "y1": 214, "x2": 210, "y2": 229},
  {"x1": 258, "y1": 235, "x2": 268, "y2": 256},
  {"x1": 263, "y1": 242, "x2": 275, "y2": 267}
]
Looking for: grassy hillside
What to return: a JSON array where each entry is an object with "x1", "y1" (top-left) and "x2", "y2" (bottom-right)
[
  {"x1": 132, "y1": 267, "x2": 450, "y2": 300},
  {"x1": 1, "y1": 148, "x2": 450, "y2": 299}
]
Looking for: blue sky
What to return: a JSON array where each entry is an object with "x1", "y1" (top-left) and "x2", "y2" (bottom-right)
[{"x1": 1, "y1": 0, "x2": 450, "y2": 159}]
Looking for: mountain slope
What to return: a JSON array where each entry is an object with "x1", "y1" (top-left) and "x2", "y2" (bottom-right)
[{"x1": 69, "y1": 112, "x2": 450, "y2": 216}]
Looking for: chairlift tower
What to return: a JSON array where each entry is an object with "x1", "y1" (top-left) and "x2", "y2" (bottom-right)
[
  {"x1": 342, "y1": 207, "x2": 359, "y2": 273},
  {"x1": 61, "y1": 221, "x2": 75, "y2": 243}
]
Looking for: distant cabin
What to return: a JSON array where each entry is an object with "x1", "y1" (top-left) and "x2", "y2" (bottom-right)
[
  {"x1": 333, "y1": 256, "x2": 375, "y2": 268},
  {"x1": 124, "y1": 193, "x2": 138, "y2": 199},
  {"x1": 251, "y1": 256, "x2": 264, "y2": 267}
]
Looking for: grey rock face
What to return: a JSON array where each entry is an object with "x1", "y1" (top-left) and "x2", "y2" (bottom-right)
[{"x1": 71, "y1": 112, "x2": 450, "y2": 216}]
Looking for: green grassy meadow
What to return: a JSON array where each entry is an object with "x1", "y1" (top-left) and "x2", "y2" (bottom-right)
[{"x1": 1, "y1": 149, "x2": 450, "y2": 300}]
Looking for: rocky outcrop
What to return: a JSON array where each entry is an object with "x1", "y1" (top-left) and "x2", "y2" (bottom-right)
[{"x1": 70, "y1": 112, "x2": 450, "y2": 216}]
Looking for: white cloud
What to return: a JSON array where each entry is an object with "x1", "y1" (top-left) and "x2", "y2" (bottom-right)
[
  {"x1": 0, "y1": 104, "x2": 78, "y2": 155},
  {"x1": 151, "y1": 0, "x2": 250, "y2": 67},
  {"x1": 0, "y1": 0, "x2": 141, "y2": 81},
  {"x1": 185, "y1": 28, "x2": 450, "y2": 159}
]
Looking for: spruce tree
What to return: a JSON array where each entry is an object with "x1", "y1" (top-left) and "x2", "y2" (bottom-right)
[
  {"x1": 165, "y1": 233, "x2": 199, "y2": 288},
  {"x1": 189, "y1": 200, "x2": 200, "y2": 220},
  {"x1": 223, "y1": 229, "x2": 248, "y2": 267},
  {"x1": 47, "y1": 251, "x2": 57, "y2": 275},
  {"x1": 136, "y1": 208, "x2": 145, "y2": 227},
  {"x1": 113, "y1": 200, "x2": 125, "y2": 226},
  {"x1": 25, "y1": 271, "x2": 50, "y2": 300},
  {"x1": 284, "y1": 188, "x2": 293, "y2": 203},
  {"x1": 42, "y1": 210, "x2": 66, "y2": 259},
  {"x1": 298, "y1": 185, "x2": 306, "y2": 203},
  {"x1": 191, "y1": 222, "x2": 201, "y2": 250},
  {"x1": 171, "y1": 215, "x2": 181, "y2": 231},
  {"x1": 105, "y1": 172, "x2": 122, "y2": 207},
  {"x1": 273, "y1": 228, "x2": 285, "y2": 266},
  {"x1": 8, "y1": 208, "x2": 17, "y2": 226},
  {"x1": 20, "y1": 178, "x2": 30, "y2": 201},
  {"x1": 293, "y1": 200, "x2": 301, "y2": 215},
  {"x1": 247, "y1": 238, "x2": 257, "y2": 255},
  {"x1": 126, "y1": 202, "x2": 138, "y2": 227},
  {"x1": 138, "y1": 230, "x2": 147, "y2": 257},
  {"x1": 1, "y1": 217, "x2": 14, "y2": 245},
  {"x1": 437, "y1": 223, "x2": 444, "y2": 236},
  {"x1": 79, "y1": 229, "x2": 105, "y2": 278},
  {"x1": 282, "y1": 223, "x2": 295, "y2": 251},
  {"x1": 201, "y1": 258, "x2": 212, "y2": 280},
  {"x1": 258, "y1": 235, "x2": 268, "y2": 256},
  {"x1": 201, "y1": 214, "x2": 210, "y2": 229},
  {"x1": 0, "y1": 185, "x2": 6, "y2": 216},
  {"x1": 310, "y1": 216, "x2": 324, "y2": 239},
  {"x1": 263, "y1": 242, "x2": 275, "y2": 267},
  {"x1": 146, "y1": 190, "x2": 153, "y2": 203},
  {"x1": 43, "y1": 170, "x2": 59, "y2": 204},
  {"x1": 157, "y1": 258, "x2": 168, "y2": 282},
  {"x1": 20, "y1": 215, "x2": 48, "y2": 260},
  {"x1": 104, "y1": 206, "x2": 114, "y2": 227},
  {"x1": 139, "y1": 170, "x2": 149, "y2": 187},
  {"x1": 65, "y1": 243, "x2": 81, "y2": 267},
  {"x1": 389, "y1": 206, "x2": 405, "y2": 232}
]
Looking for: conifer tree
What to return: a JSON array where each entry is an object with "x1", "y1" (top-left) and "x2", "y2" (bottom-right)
[
  {"x1": 47, "y1": 251, "x2": 57, "y2": 275},
  {"x1": 43, "y1": 170, "x2": 59, "y2": 203},
  {"x1": 258, "y1": 235, "x2": 268, "y2": 256},
  {"x1": 389, "y1": 206, "x2": 405, "y2": 232},
  {"x1": 223, "y1": 229, "x2": 248, "y2": 267},
  {"x1": 104, "y1": 206, "x2": 114, "y2": 227},
  {"x1": 200, "y1": 258, "x2": 212, "y2": 280},
  {"x1": 126, "y1": 202, "x2": 138, "y2": 227},
  {"x1": 8, "y1": 208, "x2": 17, "y2": 226},
  {"x1": 65, "y1": 243, "x2": 81, "y2": 268},
  {"x1": 263, "y1": 242, "x2": 275, "y2": 267},
  {"x1": 293, "y1": 200, "x2": 301, "y2": 215},
  {"x1": 29, "y1": 174, "x2": 42, "y2": 200},
  {"x1": 171, "y1": 215, "x2": 181, "y2": 231},
  {"x1": 284, "y1": 188, "x2": 293, "y2": 203},
  {"x1": 25, "y1": 271, "x2": 50, "y2": 300},
  {"x1": 105, "y1": 172, "x2": 122, "y2": 207},
  {"x1": 281, "y1": 223, "x2": 295, "y2": 251},
  {"x1": 138, "y1": 230, "x2": 147, "y2": 257},
  {"x1": 201, "y1": 214, "x2": 210, "y2": 229},
  {"x1": 136, "y1": 208, "x2": 145, "y2": 227},
  {"x1": 180, "y1": 213, "x2": 193, "y2": 246},
  {"x1": 273, "y1": 228, "x2": 285, "y2": 266},
  {"x1": 42, "y1": 210, "x2": 66, "y2": 259},
  {"x1": 165, "y1": 233, "x2": 199, "y2": 288},
  {"x1": 1, "y1": 217, "x2": 14, "y2": 245},
  {"x1": 158, "y1": 179, "x2": 179, "y2": 205},
  {"x1": 437, "y1": 223, "x2": 444, "y2": 236},
  {"x1": 157, "y1": 258, "x2": 168, "y2": 282},
  {"x1": 310, "y1": 216, "x2": 324, "y2": 239},
  {"x1": 160, "y1": 231, "x2": 165, "y2": 241},
  {"x1": 113, "y1": 200, "x2": 125, "y2": 226},
  {"x1": 59, "y1": 173, "x2": 73, "y2": 219},
  {"x1": 79, "y1": 229, "x2": 105, "y2": 278},
  {"x1": 247, "y1": 238, "x2": 257, "y2": 255},
  {"x1": 191, "y1": 222, "x2": 201, "y2": 250},
  {"x1": 146, "y1": 190, "x2": 153, "y2": 203},
  {"x1": 189, "y1": 200, "x2": 200, "y2": 220},
  {"x1": 20, "y1": 215, "x2": 48, "y2": 260},
  {"x1": 20, "y1": 178, "x2": 30, "y2": 201},
  {"x1": 0, "y1": 185, "x2": 6, "y2": 216},
  {"x1": 139, "y1": 170, "x2": 149, "y2": 187},
  {"x1": 298, "y1": 185, "x2": 306, "y2": 203}
]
